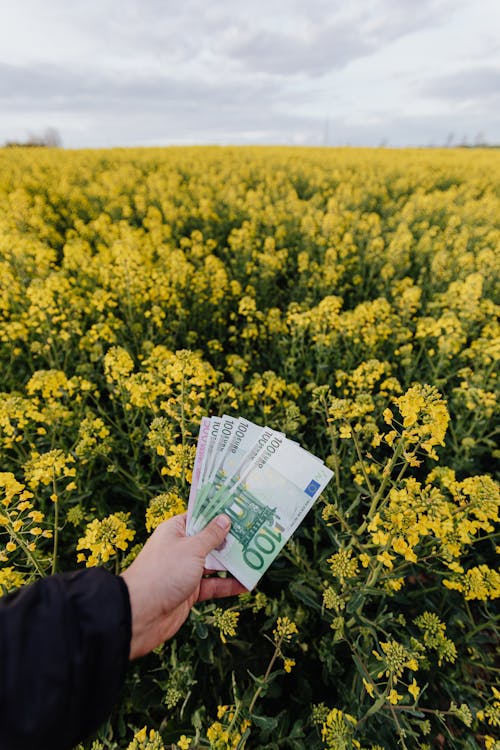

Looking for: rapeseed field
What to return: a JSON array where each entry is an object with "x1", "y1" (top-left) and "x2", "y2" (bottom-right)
[{"x1": 0, "y1": 146, "x2": 498, "y2": 749}]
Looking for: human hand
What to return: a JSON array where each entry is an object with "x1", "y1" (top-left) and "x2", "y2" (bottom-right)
[{"x1": 120, "y1": 513, "x2": 247, "y2": 659}]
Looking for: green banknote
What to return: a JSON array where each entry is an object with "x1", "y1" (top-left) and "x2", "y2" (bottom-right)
[
  {"x1": 188, "y1": 419, "x2": 333, "y2": 589},
  {"x1": 190, "y1": 422, "x2": 278, "y2": 536}
]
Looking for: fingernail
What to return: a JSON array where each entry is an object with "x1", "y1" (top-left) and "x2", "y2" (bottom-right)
[{"x1": 216, "y1": 514, "x2": 231, "y2": 530}]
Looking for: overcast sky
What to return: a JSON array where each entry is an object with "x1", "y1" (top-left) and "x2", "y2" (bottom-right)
[{"x1": 0, "y1": 0, "x2": 499, "y2": 148}]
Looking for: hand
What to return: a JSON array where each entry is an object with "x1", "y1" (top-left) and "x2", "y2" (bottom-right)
[{"x1": 120, "y1": 513, "x2": 247, "y2": 659}]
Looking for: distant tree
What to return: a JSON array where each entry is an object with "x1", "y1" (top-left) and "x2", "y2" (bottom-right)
[{"x1": 4, "y1": 127, "x2": 62, "y2": 148}]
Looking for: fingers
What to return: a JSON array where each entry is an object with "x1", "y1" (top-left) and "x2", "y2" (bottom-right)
[
  {"x1": 198, "y1": 575, "x2": 248, "y2": 602},
  {"x1": 189, "y1": 515, "x2": 231, "y2": 558},
  {"x1": 154, "y1": 513, "x2": 187, "y2": 540},
  {"x1": 171, "y1": 513, "x2": 187, "y2": 535}
]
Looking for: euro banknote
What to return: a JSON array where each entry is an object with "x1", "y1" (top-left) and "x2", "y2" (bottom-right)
[{"x1": 187, "y1": 416, "x2": 333, "y2": 588}]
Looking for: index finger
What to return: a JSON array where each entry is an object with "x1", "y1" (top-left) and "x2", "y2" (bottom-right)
[{"x1": 198, "y1": 576, "x2": 248, "y2": 602}]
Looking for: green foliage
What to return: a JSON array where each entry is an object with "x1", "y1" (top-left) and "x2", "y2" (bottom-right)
[{"x1": 0, "y1": 146, "x2": 499, "y2": 749}]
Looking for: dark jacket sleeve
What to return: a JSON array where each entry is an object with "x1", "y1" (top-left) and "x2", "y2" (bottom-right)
[{"x1": 0, "y1": 567, "x2": 131, "y2": 750}]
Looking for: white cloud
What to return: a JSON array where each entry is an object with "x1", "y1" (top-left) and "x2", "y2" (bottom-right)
[{"x1": 0, "y1": 0, "x2": 499, "y2": 147}]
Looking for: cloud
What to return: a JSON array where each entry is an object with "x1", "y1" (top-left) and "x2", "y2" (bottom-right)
[
  {"x1": 0, "y1": 61, "x2": 280, "y2": 110},
  {"x1": 216, "y1": 24, "x2": 371, "y2": 77},
  {"x1": 0, "y1": 0, "x2": 497, "y2": 147},
  {"x1": 0, "y1": 59, "x2": 321, "y2": 147},
  {"x1": 421, "y1": 67, "x2": 500, "y2": 103},
  {"x1": 5, "y1": 0, "x2": 456, "y2": 81},
  {"x1": 215, "y1": 0, "x2": 460, "y2": 77}
]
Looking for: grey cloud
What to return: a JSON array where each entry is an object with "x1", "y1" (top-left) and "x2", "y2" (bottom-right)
[
  {"x1": 361, "y1": 0, "x2": 458, "y2": 41},
  {"x1": 215, "y1": 0, "x2": 460, "y2": 77},
  {"x1": 28, "y1": 0, "x2": 458, "y2": 79},
  {"x1": 218, "y1": 24, "x2": 371, "y2": 76},
  {"x1": 1, "y1": 0, "x2": 497, "y2": 148},
  {"x1": 421, "y1": 67, "x2": 500, "y2": 102},
  {"x1": 0, "y1": 62, "x2": 98, "y2": 100},
  {"x1": 21, "y1": 105, "x2": 500, "y2": 150},
  {"x1": 0, "y1": 60, "x2": 297, "y2": 124},
  {"x1": 324, "y1": 109, "x2": 500, "y2": 147}
]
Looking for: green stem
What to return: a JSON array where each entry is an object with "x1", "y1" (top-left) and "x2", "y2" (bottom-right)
[
  {"x1": 51, "y1": 495, "x2": 59, "y2": 575},
  {"x1": 387, "y1": 702, "x2": 409, "y2": 750},
  {"x1": 351, "y1": 429, "x2": 375, "y2": 498},
  {"x1": 357, "y1": 437, "x2": 406, "y2": 537},
  {"x1": 334, "y1": 507, "x2": 362, "y2": 547},
  {"x1": 9, "y1": 527, "x2": 45, "y2": 577},
  {"x1": 327, "y1": 422, "x2": 342, "y2": 499},
  {"x1": 248, "y1": 642, "x2": 281, "y2": 716}
]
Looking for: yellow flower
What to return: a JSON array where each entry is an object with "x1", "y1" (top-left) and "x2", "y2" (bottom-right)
[
  {"x1": 0, "y1": 473, "x2": 26, "y2": 506},
  {"x1": 217, "y1": 705, "x2": 229, "y2": 719},
  {"x1": 363, "y1": 678, "x2": 375, "y2": 697},
  {"x1": 177, "y1": 736, "x2": 191, "y2": 749},
  {"x1": 283, "y1": 658, "x2": 296, "y2": 673},
  {"x1": 376, "y1": 640, "x2": 418, "y2": 681},
  {"x1": 327, "y1": 548, "x2": 359, "y2": 583},
  {"x1": 339, "y1": 424, "x2": 352, "y2": 439},
  {"x1": 408, "y1": 679, "x2": 420, "y2": 700},
  {"x1": 24, "y1": 450, "x2": 74, "y2": 490},
  {"x1": 145, "y1": 492, "x2": 185, "y2": 532},
  {"x1": 321, "y1": 707, "x2": 358, "y2": 749},
  {"x1": 359, "y1": 553, "x2": 370, "y2": 568},
  {"x1": 384, "y1": 430, "x2": 398, "y2": 446},
  {"x1": 273, "y1": 616, "x2": 299, "y2": 643},
  {"x1": 126, "y1": 726, "x2": 165, "y2": 749},
  {"x1": 0, "y1": 567, "x2": 26, "y2": 595},
  {"x1": 383, "y1": 408, "x2": 393, "y2": 424},
  {"x1": 76, "y1": 513, "x2": 135, "y2": 567},
  {"x1": 212, "y1": 609, "x2": 239, "y2": 643},
  {"x1": 444, "y1": 565, "x2": 500, "y2": 602},
  {"x1": 388, "y1": 688, "x2": 403, "y2": 705},
  {"x1": 376, "y1": 550, "x2": 395, "y2": 569},
  {"x1": 104, "y1": 346, "x2": 135, "y2": 382}
]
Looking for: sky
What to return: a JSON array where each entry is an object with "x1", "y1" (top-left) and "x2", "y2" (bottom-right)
[{"x1": 0, "y1": 0, "x2": 499, "y2": 149}]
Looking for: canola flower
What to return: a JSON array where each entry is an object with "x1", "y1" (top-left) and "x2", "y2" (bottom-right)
[
  {"x1": 212, "y1": 608, "x2": 240, "y2": 643},
  {"x1": 0, "y1": 566, "x2": 25, "y2": 594},
  {"x1": 0, "y1": 145, "x2": 498, "y2": 749},
  {"x1": 206, "y1": 705, "x2": 251, "y2": 750},
  {"x1": 273, "y1": 616, "x2": 299, "y2": 643},
  {"x1": 145, "y1": 491, "x2": 186, "y2": 532},
  {"x1": 126, "y1": 727, "x2": 165, "y2": 750},
  {"x1": 321, "y1": 708, "x2": 359, "y2": 750},
  {"x1": 0, "y1": 471, "x2": 52, "y2": 573},
  {"x1": 76, "y1": 513, "x2": 135, "y2": 567}
]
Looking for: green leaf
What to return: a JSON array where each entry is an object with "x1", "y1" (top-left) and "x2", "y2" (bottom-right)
[
  {"x1": 252, "y1": 714, "x2": 279, "y2": 732},
  {"x1": 289, "y1": 719, "x2": 305, "y2": 738},
  {"x1": 362, "y1": 692, "x2": 387, "y2": 720},
  {"x1": 289, "y1": 581, "x2": 321, "y2": 611}
]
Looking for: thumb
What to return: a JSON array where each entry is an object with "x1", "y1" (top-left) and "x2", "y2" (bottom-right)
[{"x1": 190, "y1": 515, "x2": 231, "y2": 557}]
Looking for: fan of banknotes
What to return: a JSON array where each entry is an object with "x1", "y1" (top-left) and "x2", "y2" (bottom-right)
[{"x1": 187, "y1": 415, "x2": 333, "y2": 589}]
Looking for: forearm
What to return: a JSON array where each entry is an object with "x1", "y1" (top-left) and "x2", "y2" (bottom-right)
[{"x1": 0, "y1": 568, "x2": 131, "y2": 750}]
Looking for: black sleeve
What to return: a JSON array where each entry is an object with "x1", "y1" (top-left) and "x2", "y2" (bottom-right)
[{"x1": 0, "y1": 567, "x2": 132, "y2": 750}]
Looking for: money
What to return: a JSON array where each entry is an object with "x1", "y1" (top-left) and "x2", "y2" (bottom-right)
[{"x1": 187, "y1": 416, "x2": 333, "y2": 589}]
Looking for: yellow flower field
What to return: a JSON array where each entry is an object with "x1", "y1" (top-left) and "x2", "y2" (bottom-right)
[{"x1": 0, "y1": 146, "x2": 499, "y2": 749}]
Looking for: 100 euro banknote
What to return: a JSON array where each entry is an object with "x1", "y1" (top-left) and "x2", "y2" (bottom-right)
[
  {"x1": 188, "y1": 416, "x2": 278, "y2": 569},
  {"x1": 188, "y1": 421, "x2": 333, "y2": 589}
]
